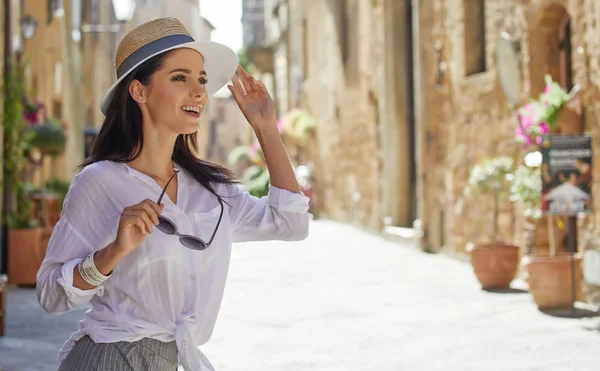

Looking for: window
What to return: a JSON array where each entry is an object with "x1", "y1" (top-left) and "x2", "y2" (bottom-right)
[
  {"x1": 339, "y1": 0, "x2": 349, "y2": 65},
  {"x1": 337, "y1": 0, "x2": 358, "y2": 80},
  {"x1": 559, "y1": 18, "x2": 573, "y2": 91},
  {"x1": 464, "y1": 0, "x2": 486, "y2": 76},
  {"x1": 52, "y1": 100, "x2": 63, "y2": 119}
]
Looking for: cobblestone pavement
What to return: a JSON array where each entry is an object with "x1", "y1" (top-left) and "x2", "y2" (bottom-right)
[
  {"x1": 0, "y1": 286, "x2": 87, "y2": 371},
  {"x1": 2, "y1": 220, "x2": 600, "y2": 371}
]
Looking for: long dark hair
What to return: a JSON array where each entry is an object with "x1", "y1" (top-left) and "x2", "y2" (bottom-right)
[{"x1": 80, "y1": 50, "x2": 238, "y2": 199}]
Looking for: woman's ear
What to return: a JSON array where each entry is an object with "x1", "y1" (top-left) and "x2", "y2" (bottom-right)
[{"x1": 129, "y1": 80, "x2": 146, "y2": 104}]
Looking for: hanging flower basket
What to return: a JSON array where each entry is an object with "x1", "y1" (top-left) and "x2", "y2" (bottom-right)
[
  {"x1": 27, "y1": 117, "x2": 68, "y2": 156},
  {"x1": 21, "y1": 98, "x2": 69, "y2": 157}
]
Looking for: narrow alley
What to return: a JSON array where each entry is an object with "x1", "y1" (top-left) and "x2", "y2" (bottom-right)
[{"x1": 2, "y1": 220, "x2": 600, "y2": 371}]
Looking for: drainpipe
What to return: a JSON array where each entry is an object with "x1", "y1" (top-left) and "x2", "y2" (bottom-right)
[{"x1": 1, "y1": 0, "x2": 13, "y2": 274}]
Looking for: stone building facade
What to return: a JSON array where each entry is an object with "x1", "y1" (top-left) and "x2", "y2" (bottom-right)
[
  {"x1": 251, "y1": 0, "x2": 388, "y2": 229},
  {"x1": 416, "y1": 0, "x2": 600, "y2": 254},
  {"x1": 242, "y1": 0, "x2": 265, "y2": 46},
  {"x1": 300, "y1": 0, "x2": 386, "y2": 229},
  {"x1": 197, "y1": 95, "x2": 253, "y2": 170},
  {"x1": 258, "y1": 0, "x2": 600, "y2": 254}
]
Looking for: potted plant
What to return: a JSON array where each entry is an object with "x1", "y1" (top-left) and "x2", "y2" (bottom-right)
[
  {"x1": 6, "y1": 183, "x2": 43, "y2": 286},
  {"x1": 511, "y1": 161, "x2": 585, "y2": 309},
  {"x1": 509, "y1": 164, "x2": 549, "y2": 252},
  {"x1": 465, "y1": 156, "x2": 519, "y2": 290},
  {"x1": 513, "y1": 81, "x2": 586, "y2": 309},
  {"x1": 3, "y1": 61, "x2": 43, "y2": 286},
  {"x1": 513, "y1": 76, "x2": 586, "y2": 309}
]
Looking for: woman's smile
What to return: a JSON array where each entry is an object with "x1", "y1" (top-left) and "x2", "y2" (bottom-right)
[{"x1": 181, "y1": 104, "x2": 203, "y2": 119}]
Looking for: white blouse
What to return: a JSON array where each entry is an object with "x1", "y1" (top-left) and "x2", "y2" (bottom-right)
[{"x1": 36, "y1": 160, "x2": 310, "y2": 371}]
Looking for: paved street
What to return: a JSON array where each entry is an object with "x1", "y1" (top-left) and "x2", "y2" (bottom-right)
[{"x1": 2, "y1": 220, "x2": 600, "y2": 370}]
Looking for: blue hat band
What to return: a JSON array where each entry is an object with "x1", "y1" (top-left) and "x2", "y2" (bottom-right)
[{"x1": 116, "y1": 34, "x2": 195, "y2": 79}]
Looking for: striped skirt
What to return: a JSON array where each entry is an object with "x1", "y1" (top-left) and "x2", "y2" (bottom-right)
[{"x1": 58, "y1": 335, "x2": 178, "y2": 371}]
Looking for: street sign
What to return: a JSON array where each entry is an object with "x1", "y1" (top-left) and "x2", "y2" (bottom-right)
[{"x1": 541, "y1": 134, "x2": 593, "y2": 216}]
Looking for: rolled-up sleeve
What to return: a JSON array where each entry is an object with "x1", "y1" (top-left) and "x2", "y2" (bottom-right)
[
  {"x1": 36, "y1": 218, "x2": 105, "y2": 314},
  {"x1": 36, "y1": 167, "x2": 117, "y2": 314},
  {"x1": 225, "y1": 184, "x2": 310, "y2": 243}
]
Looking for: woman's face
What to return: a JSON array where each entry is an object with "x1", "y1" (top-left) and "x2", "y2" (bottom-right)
[{"x1": 136, "y1": 48, "x2": 208, "y2": 135}]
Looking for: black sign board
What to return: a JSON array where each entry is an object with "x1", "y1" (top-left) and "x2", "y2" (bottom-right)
[{"x1": 541, "y1": 134, "x2": 593, "y2": 216}]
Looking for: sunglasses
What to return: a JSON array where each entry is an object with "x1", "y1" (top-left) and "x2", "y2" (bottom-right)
[{"x1": 155, "y1": 170, "x2": 223, "y2": 250}]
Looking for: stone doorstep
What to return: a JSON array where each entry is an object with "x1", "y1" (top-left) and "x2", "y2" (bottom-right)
[
  {"x1": 381, "y1": 224, "x2": 456, "y2": 256},
  {"x1": 381, "y1": 225, "x2": 419, "y2": 246}
]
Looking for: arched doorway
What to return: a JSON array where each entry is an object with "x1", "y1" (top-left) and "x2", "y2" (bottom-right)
[
  {"x1": 526, "y1": 1, "x2": 581, "y2": 252},
  {"x1": 527, "y1": 1, "x2": 573, "y2": 95}
]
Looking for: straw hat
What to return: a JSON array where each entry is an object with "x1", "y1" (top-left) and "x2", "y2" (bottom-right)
[{"x1": 100, "y1": 17, "x2": 238, "y2": 115}]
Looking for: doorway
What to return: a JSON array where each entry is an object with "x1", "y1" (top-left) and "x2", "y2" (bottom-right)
[
  {"x1": 381, "y1": 0, "x2": 418, "y2": 228},
  {"x1": 527, "y1": 4, "x2": 573, "y2": 95},
  {"x1": 404, "y1": 0, "x2": 417, "y2": 224},
  {"x1": 527, "y1": 3, "x2": 577, "y2": 251}
]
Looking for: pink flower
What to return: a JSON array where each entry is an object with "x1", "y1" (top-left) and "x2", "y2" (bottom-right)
[
  {"x1": 525, "y1": 135, "x2": 534, "y2": 145},
  {"x1": 276, "y1": 118, "x2": 284, "y2": 134},
  {"x1": 519, "y1": 115, "x2": 532, "y2": 128},
  {"x1": 544, "y1": 85, "x2": 551, "y2": 94},
  {"x1": 515, "y1": 127, "x2": 524, "y2": 136},
  {"x1": 539, "y1": 122, "x2": 549, "y2": 134},
  {"x1": 248, "y1": 139, "x2": 260, "y2": 157},
  {"x1": 23, "y1": 112, "x2": 39, "y2": 125},
  {"x1": 22, "y1": 99, "x2": 47, "y2": 126}
]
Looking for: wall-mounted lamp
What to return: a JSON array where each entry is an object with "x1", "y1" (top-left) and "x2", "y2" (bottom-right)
[
  {"x1": 80, "y1": 0, "x2": 135, "y2": 34},
  {"x1": 111, "y1": 0, "x2": 136, "y2": 22},
  {"x1": 20, "y1": 15, "x2": 38, "y2": 40},
  {"x1": 51, "y1": 0, "x2": 65, "y2": 18}
]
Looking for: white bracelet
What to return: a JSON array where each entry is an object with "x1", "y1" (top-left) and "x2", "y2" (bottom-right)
[
  {"x1": 79, "y1": 266, "x2": 100, "y2": 286},
  {"x1": 78, "y1": 252, "x2": 111, "y2": 286},
  {"x1": 85, "y1": 252, "x2": 111, "y2": 283},
  {"x1": 78, "y1": 258, "x2": 101, "y2": 286}
]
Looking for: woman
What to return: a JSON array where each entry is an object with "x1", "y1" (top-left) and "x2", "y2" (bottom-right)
[{"x1": 36, "y1": 17, "x2": 309, "y2": 371}]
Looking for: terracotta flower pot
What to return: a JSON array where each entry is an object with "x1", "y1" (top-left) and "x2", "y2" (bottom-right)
[
  {"x1": 469, "y1": 242, "x2": 519, "y2": 289},
  {"x1": 521, "y1": 253, "x2": 584, "y2": 309},
  {"x1": 524, "y1": 217, "x2": 565, "y2": 256},
  {"x1": 7, "y1": 227, "x2": 44, "y2": 286}
]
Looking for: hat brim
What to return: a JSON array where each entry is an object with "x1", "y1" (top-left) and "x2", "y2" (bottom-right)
[{"x1": 100, "y1": 40, "x2": 238, "y2": 115}]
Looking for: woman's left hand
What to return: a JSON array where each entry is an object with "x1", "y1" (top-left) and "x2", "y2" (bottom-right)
[{"x1": 228, "y1": 65, "x2": 276, "y2": 131}]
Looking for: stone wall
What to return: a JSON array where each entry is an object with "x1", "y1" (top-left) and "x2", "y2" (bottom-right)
[
  {"x1": 432, "y1": 0, "x2": 529, "y2": 252},
  {"x1": 422, "y1": 0, "x2": 600, "y2": 253},
  {"x1": 273, "y1": 0, "x2": 600, "y2": 255},
  {"x1": 298, "y1": 0, "x2": 385, "y2": 228},
  {"x1": 198, "y1": 96, "x2": 253, "y2": 171}
]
